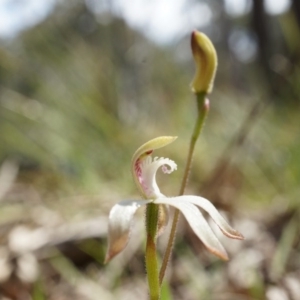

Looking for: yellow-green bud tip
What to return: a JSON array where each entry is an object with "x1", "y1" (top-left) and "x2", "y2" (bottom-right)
[{"x1": 191, "y1": 30, "x2": 218, "y2": 94}]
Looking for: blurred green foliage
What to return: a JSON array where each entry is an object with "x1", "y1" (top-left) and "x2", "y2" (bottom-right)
[{"x1": 0, "y1": 0, "x2": 299, "y2": 299}]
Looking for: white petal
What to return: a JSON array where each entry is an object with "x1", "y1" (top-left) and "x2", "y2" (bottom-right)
[
  {"x1": 155, "y1": 198, "x2": 229, "y2": 260},
  {"x1": 105, "y1": 200, "x2": 150, "y2": 263},
  {"x1": 171, "y1": 196, "x2": 244, "y2": 240},
  {"x1": 138, "y1": 156, "x2": 177, "y2": 198}
]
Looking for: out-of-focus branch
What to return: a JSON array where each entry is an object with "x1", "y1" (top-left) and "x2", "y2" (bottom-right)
[{"x1": 292, "y1": 0, "x2": 300, "y2": 30}]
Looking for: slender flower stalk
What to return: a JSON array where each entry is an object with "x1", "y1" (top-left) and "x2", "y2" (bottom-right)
[
  {"x1": 159, "y1": 92, "x2": 209, "y2": 284},
  {"x1": 145, "y1": 203, "x2": 160, "y2": 300},
  {"x1": 159, "y1": 30, "x2": 219, "y2": 284}
]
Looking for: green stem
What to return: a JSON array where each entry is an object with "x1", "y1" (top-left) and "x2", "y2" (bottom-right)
[
  {"x1": 145, "y1": 203, "x2": 160, "y2": 300},
  {"x1": 159, "y1": 92, "x2": 209, "y2": 285}
]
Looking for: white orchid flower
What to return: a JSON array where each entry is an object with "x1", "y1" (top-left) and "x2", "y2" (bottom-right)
[{"x1": 105, "y1": 136, "x2": 243, "y2": 263}]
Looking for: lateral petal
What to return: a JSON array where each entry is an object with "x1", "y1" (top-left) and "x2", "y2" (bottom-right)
[
  {"x1": 105, "y1": 200, "x2": 150, "y2": 263},
  {"x1": 171, "y1": 196, "x2": 244, "y2": 240},
  {"x1": 154, "y1": 198, "x2": 229, "y2": 260}
]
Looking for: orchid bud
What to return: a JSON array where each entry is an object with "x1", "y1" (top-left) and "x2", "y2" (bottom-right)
[{"x1": 190, "y1": 31, "x2": 217, "y2": 94}]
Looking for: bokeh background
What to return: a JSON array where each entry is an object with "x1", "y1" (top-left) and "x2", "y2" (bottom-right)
[{"x1": 0, "y1": 0, "x2": 299, "y2": 299}]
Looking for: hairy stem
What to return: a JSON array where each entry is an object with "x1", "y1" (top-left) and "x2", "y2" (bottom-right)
[
  {"x1": 159, "y1": 92, "x2": 209, "y2": 285},
  {"x1": 145, "y1": 203, "x2": 160, "y2": 300}
]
